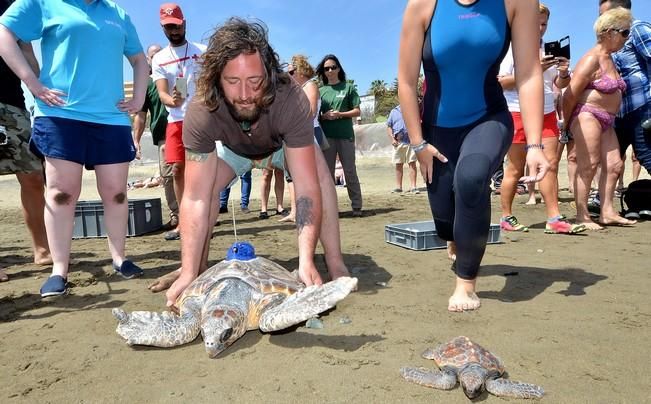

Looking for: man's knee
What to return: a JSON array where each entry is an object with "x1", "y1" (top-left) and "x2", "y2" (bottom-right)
[
  {"x1": 456, "y1": 154, "x2": 491, "y2": 207},
  {"x1": 16, "y1": 171, "x2": 45, "y2": 193}
]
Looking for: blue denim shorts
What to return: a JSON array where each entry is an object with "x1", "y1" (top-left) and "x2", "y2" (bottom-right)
[
  {"x1": 216, "y1": 141, "x2": 286, "y2": 187},
  {"x1": 31, "y1": 116, "x2": 136, "y2": 170}
]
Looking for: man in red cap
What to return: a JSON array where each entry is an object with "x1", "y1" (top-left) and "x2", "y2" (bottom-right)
[{"x1": 151, "y1": 3, "x2": 206, "y2": 243}]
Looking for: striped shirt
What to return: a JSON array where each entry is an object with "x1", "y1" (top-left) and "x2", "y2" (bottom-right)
[{"x1": 612, "y1": 19, "x2": 651, "y2": 116}]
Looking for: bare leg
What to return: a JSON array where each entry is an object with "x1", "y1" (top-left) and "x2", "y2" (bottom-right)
[
  {"x1": 314, "y1": 147, "x2": 350, "y2": 280},
  {"x1": 394, "y1": 162, "x2": 404, "y2": 190},
  {"x1": 171, "y1": 162, "x2": 185, "y2": 232},
  {"x1": 15, "y1": 171, "x2": 51, "y2": 264},
  {"x1": 567, "y1": 141, "x2": 577, "y2": 194},
  {"x1": 408, "y1": 161, "x2": 418, "y2": 191},
  {"x1": 448, "y1": 277, "x2": 480, "y2": 312},
  {"x1": 599, "y1": 128, "x2": 636, "y2": 226},
  {"x1": 526, "y1": 180, "x2": 537, "y2": 205},
  {"x1": 446, "y1": 241, "x2": 456, "y2": 261},
  {"x1": 538, "y1": 136, "x2": 563, "y2": 218},
  {"x1": 278, "y1": 182, "x2": 296, "y2": 222},
  {"x1": 95, "y1": 162, "x2": 131, "y2": 265},
  {"x1": 571, "y1": 115, "x2": 603, "y2": 230},
  {"x1": 500, "y1": 145, "x2": 526, "y2": 217},
  {"x1": 260, "y1": 169, "x2": 272, "y2": 215},
  {"x1": 273, "y1": 168, "x2": 285, "y2": 213},
  {"x1": 43, "y1": 158, "x2": 83, "y2": 278},
  {"x1": 631, "y1": 151, "x2": 641, "y2": 182}
]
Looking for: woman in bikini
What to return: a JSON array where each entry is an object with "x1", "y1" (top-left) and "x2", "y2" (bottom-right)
[{"x1": 562, "y1": 7, "x2": 635, "y2": 230}]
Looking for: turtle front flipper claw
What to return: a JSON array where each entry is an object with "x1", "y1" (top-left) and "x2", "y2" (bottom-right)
[
  {"x1": 485, "y1": 378, "x2": 544, "y2": 399},
  {"x1": 112, "y1": 308, "x2": 201, "y2": 348},
  {"x1": 259, "y1": 276, "x2": 357, "y2": 332},
  {"x1": 400, "y1": 367, "x2": 457, "y2": 390}
]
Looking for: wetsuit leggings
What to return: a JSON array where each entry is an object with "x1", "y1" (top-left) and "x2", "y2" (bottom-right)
[{"x1": 424, "y1": 110, "x2": 513, "y2": 280}]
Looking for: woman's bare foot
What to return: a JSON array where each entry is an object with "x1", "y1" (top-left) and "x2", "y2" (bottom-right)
[
  {"x1": 0, "y1": 268, "x2": 8, "y2": 282},
  {"x1": 525, "y1": 196, "x2": 538, "y2": 205},
  {"x1": 148, "y1": 268, "x2": 181, "y2": 292},
  {"x1": 577, "y1": 219, "x2": 604, "y2": 231},
  {"x1": 599, "y1": 214, "x2": 637, "y2": 226},
  {"x1": 278, "y1": 214, "x2": 295, "y2": 223},
  {"x1": 447, "y1": 241, "x2": 457, "y2": 261},
  {"x1": 448, "y1": 277, "x2": 481, "y2": 312}
]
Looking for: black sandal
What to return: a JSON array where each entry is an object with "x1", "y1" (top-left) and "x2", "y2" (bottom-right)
[{"x1": 259, "y1": 211, "x2": 269, "y2": 219}]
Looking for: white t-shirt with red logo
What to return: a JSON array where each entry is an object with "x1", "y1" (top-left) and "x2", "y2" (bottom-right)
[{"x1": 152, "y1": 41, "x2": 206, "y2": 123}]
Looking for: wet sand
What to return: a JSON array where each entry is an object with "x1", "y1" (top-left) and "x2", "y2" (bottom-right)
[{"x1": 0, "y1": 157, "x2": 649, "y2": 403}]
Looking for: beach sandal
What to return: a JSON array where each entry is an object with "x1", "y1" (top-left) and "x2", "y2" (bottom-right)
[
  {"x1": 391, "y1": 188, "x2": 403, "y2": 193},
  {"x1": 40, "y1": 275, "x2": 68, "y2": 297},
  {"x1": 164, "y1": 230, "x2": 180, "y2": 241},
  {"x1": 259, "y1": 211, "x2": 269, "y2": 219},
  {"x1": 544, "y1": 217, "x2": 587, "y2": 234},
  {"x1": 500, "y1": 215, "x2": 529, "y2": 232},
  {"x1": 113, "y1": 260, "x2": 143, "y2": 280},
  {"x1": 276, "y1": 209, "x2": 290, "y2": 217}
]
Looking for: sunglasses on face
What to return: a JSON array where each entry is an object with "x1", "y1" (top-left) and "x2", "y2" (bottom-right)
[
  {"x1": 288, "y1": 69, "x2": 295, "y2": 76},
  {"x1": 324, "y1": 66, "x2": 338, "y2": 72},
  {"x1": 614, "y1": 28, "x2": 630, "y2": 38}
]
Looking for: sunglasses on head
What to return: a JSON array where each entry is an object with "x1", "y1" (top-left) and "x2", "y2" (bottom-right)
[
  {"x1": 324, "y1": 65, "x2": 338, "y2": 72},
  {"x1": 613, "y1": 28, "x2": 630, "y2": 38},
  {"x1": 288, "y1": 69, "x2": 295, "y2": 76}
]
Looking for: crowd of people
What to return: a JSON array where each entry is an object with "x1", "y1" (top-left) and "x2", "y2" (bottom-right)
[{"x1": 0, "y1": 0, "x2": 648, "y2": 316}]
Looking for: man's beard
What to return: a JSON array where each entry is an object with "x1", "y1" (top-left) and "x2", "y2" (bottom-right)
[
  {"x1": 166, "y1": 32, "x2": 186, "y2": 47},
  {"x1": 225, "y1": 98, "x2": 263, "y2": 124}
]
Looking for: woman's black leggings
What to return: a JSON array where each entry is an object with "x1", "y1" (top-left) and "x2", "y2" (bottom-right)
[{"x1": 423, "y1": 110, "x2": 513, "y2": 280}]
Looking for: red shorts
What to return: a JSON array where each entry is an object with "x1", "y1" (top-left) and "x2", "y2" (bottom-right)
[
  {"x1": 511, "y1": 111, "x2": 559, "y2": 144},
  {"x1": 165, "y1": 121, "x2": 185, "y2": 164}
]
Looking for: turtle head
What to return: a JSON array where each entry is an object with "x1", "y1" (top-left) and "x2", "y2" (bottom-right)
[
  {"x1": 458, "y1": 363, "x2": 488, "y2": 399},
  {"x1": 201, "y1": 307, "x2": 247, "y2": 358}
]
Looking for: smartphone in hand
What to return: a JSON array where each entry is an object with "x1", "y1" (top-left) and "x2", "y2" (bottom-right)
[{"x1": 175, "y1": 76, "x2": 188, "y2": 99}]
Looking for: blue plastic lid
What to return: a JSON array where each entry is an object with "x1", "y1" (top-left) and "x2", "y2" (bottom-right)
[{"x1": 225, "y1": 241, "x2": 256, "y2": 261}]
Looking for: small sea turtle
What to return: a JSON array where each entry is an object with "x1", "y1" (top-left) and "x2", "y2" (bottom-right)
[
  {"x1": 112, "y1": 242, "x2": 357, "y2": 358},
  {"x1": 400, "y1": 336, "x2": 544, "y2": 399}
]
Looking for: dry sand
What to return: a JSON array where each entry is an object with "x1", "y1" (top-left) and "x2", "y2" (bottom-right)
[{"x1": 0, "y1": 156, "x2": 649, "y2": 403}]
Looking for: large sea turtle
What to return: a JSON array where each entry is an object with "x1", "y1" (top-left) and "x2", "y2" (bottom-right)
[
  {"x1": 112, "y1": 241, "x2": 357, "y2": 358},
  {"x1": 400, "y1": 336, "x2": 544, "y2": 399}
]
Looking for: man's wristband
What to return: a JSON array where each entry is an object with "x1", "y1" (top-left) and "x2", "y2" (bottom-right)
[
  {"x1": 410, "y1": 140, "x2": 428, "y2": 153},
  {"x1": 525, "y1": 143, "x2": 544, "y2": 151}
]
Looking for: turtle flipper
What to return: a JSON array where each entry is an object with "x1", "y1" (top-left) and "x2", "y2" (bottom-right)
[
  {"x1": 112, "y1": 308, "x2": 201, "y2": 347},
  {"x1": 485, "y1": 378, "x2": 544, "y2": 399},
  {"x1": 259, "y1": 276, "x2": 357, "y2": 332},
  {"x1": 400, "y1": 367, "x2": 457, "y2": 390}
]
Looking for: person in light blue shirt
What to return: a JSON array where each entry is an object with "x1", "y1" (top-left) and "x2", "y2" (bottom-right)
[
  {"x1": 386, "y1": 105, "x2": 419, "y2": 194},
  {"x1": 0, "y1": 0, "x2": 149, "y2": 297}
]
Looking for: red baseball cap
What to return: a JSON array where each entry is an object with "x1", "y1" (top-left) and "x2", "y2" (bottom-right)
[{"x1": 160, "y1": 3, "x2": 184, "y2": 25}]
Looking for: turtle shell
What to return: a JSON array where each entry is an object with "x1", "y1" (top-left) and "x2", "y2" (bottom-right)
[
  {"x1": 177, "y1": 256, "x2": 303, "y2": 309},
  {"x1": 425, "y1": 336, "x2": 505, "y2": 376}
]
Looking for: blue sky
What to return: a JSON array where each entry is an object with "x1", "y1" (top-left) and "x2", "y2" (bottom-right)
[{"x1": 118, "y1": 0, "x2": 650, "y2": 95}]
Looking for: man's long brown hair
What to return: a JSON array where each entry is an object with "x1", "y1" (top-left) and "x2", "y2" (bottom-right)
[{"x1": 195, "y1": 17, "x2": 288, "y2": 111}]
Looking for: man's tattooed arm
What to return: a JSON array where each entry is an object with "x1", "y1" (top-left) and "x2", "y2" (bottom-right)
[
  {"x1": 186, "y1": 149, "x2": 211, "y2": 163},
  {"x1": 295, "y1": 196, "x2": 315, "y2": 233}
]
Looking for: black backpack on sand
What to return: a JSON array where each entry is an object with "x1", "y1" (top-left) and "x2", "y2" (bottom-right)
[{"x1": 621, "y1": 179, "x2": 651, "y2": 215}]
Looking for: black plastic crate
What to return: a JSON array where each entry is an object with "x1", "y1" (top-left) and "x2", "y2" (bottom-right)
[
  {"x1": 73, "y1": 198, "x2": 162, "y2": 239},
  {"x1": 385, "y1": 221, "x2": 501, "y2": 251}
]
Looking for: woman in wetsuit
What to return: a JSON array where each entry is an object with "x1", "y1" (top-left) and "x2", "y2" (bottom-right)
[
  {"x1": 562, "y1": 7, "x2": 635, "y2": 229},
  {"x1": 398, "y1": 0, "x2": 549, "y2": 312}
]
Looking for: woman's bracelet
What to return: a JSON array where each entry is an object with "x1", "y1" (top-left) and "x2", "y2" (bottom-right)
[
  {"x1": 525, "y1": 143, "x2": 545, "y2": 151},
  {"x1": 410, "y1": 140, "x2": 428, "y2": 153}
]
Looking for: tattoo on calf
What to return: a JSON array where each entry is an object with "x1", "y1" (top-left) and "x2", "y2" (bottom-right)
[
  {"x1": 295, "y1": 196, "x2": 315, "y2": 232},
  {"x1": 186, "y1": 149, "x2": 210, "y2": 162}
]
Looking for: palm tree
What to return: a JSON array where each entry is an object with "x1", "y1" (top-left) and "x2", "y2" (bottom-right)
[{"x1": 369, "y1": 79, "x2": 388, "y2": 97}]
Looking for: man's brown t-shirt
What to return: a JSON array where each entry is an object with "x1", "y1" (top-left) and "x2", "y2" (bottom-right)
[{"x1": 183, "y1": 79, "x2": 314, "y2": 160}]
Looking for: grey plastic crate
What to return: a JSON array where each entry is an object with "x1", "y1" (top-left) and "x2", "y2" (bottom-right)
[
  {"x1": 73, "y1": 198, "x2": 162, "y2": 239},
  {"x1": 385, "y1": 221, "x2": 501, "y2": 251}
]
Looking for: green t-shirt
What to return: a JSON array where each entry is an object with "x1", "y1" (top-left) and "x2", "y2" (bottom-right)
[
  {"x1": 141, "y1": 77, "x2": 169, "y2": 146},
  {"x1": 319, "y1": 81, "x2": 360, "y2": 140}
]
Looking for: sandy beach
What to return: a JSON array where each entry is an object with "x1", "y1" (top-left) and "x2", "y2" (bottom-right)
[{"x1": 0, "y1": 155, "x2": 649, "y2": 403}]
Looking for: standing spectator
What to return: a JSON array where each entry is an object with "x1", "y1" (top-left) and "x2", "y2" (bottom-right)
[
  {"x1": 599, "y1": 0, "x2": 651, "y2": 175},
  {"x1": 0, "y1": 0, "x2": 149, "y2": 296},
  {"x1": 498, "y1": 3, "x2": 585, "y2": 234},
  {"x1": 258, "y1": 168, "x2": 286, "y2": 219},
  {"x1": 317, "y1": 54, "x2": 363, "y2": 217},
  {"x1": 132, "y1": 44, "x2": 179, "y2": 236},
  {"x1": 398, "y1": 0, "x2": 549, "y2": 312},
  {"x1": 151, "y1": 3, "x2": 206, "y2": 240},
  {"x1": 562, "y1": 7, "x2": 635, "y2": 229},
  {"x1": 0, "y1": 0, "x2": 50, "y2": 283},
  {"x1": 162, "y1": 18, "x2": 351, "y2": 308},
  {"x1": 386, "y1": 104, "x2": 419, "y2": 194}
]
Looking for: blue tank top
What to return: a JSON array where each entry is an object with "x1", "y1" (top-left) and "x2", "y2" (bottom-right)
[{"x1": 422, "y1": 0, "x2": 511, "y2": 128}]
